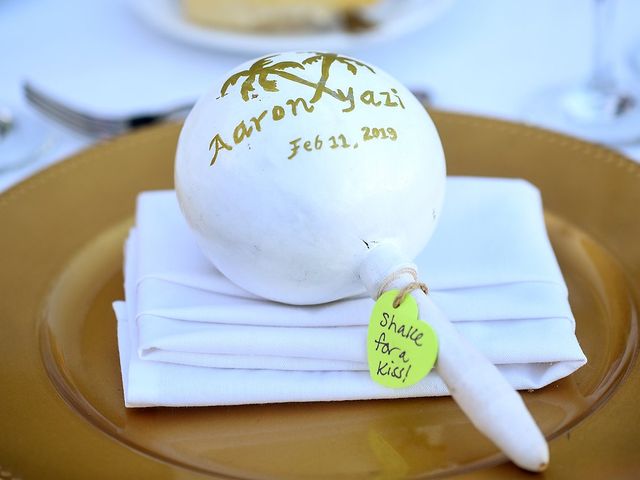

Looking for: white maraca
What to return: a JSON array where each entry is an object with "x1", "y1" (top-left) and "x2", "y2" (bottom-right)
[{"x1": 175, "y1": 52, "x2": 548, "y2": 472}]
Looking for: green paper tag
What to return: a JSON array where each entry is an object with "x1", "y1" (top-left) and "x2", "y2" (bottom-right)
[{"x1": 367, "y1": 290, "x2": 438, "y2": 388}]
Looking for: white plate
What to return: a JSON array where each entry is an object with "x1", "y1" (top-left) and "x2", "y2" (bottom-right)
[{"x1": 131, "y1": 0, "x2": 454, "y2": 54}]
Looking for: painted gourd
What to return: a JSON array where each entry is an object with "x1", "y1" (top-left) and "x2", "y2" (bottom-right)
[{"x1": 175, "y1": 52, "x2": 446, "y2": 304}]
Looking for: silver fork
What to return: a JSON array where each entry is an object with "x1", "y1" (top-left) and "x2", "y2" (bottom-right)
[
  {"x1": 23, "y1": 82, "x2": 194, "y2": 137},
  {"x1": 24, "y1": 82, "x2": 432, "y2": 138}
]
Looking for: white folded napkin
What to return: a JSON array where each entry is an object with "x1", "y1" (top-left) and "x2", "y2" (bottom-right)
[{"x1": 114, "y1": 177, "x2": 586, "y2": 407}]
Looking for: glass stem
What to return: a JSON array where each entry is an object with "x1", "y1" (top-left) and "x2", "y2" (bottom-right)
[{"x1": 588, "y1": 0, "x2": 616, "y2": 92}]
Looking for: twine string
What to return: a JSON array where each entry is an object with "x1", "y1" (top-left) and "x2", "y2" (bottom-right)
[
  {"x1": 392, "y1": 281, "x2": 429, "y2": 308},
  {"x1": 375, "y1": 266, "x2": 429, "y2": 308}
]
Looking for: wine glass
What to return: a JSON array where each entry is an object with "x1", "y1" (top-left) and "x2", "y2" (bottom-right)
[
  {"x1": 0, "y1": 101, "x2": 53, "y2": 172},
  {"x1": 525, "y1": 0, "x2": 640, "y2": 145}
]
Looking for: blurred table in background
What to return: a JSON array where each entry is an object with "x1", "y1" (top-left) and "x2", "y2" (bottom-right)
[{"x1": 2, "y1": 0, "x2": 640, "y2": 192}]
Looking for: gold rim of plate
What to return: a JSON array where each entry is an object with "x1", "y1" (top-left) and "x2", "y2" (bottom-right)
[{"x1": 0, "y1": 111, "x2": 638, "y2": 480}]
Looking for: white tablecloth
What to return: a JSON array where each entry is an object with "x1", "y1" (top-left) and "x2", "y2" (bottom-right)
[{"x1": 2, "y1": 0, "x2": 640, "y2": 192}]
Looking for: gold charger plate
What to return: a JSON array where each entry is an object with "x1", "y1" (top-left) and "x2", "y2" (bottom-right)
[{"x1": 1, "y1": 111, "x2": 639, "y2": 479}]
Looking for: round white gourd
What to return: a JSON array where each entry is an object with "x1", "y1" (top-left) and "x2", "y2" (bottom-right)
[{"x1": 175, "y1": 52, "x2": 445, "y2": 305}]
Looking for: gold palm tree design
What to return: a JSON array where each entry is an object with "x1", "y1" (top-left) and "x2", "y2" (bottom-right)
[
  {"x1": 220, "y1": 54, "x2": 346, "y2": 102},
  {"x1": 302, "y1": 53, "x2": 375, "y2": 103},
  {"x1": 220, "y1": 55, "x2": 305, "y2": 101},
  {"x1": 219, "y1": 53, "x2": 376, "y2": 103}
]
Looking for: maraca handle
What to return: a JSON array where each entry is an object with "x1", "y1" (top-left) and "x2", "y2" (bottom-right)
[
  {"x1": 414, "y1": 293, "x2": 549, "y2": 472},
  {"x1": 359, "y1": 244, "x2": 548, "y2": 472}
]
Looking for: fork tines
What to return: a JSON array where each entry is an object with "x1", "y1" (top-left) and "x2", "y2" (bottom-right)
[{"x1": 24, "y1": 82, "x2": 132, "y2": 137}]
